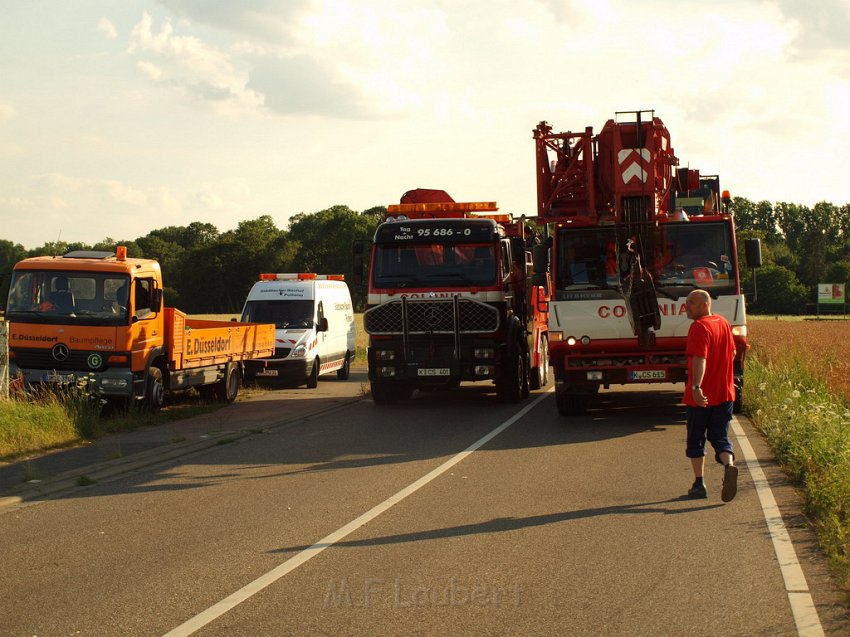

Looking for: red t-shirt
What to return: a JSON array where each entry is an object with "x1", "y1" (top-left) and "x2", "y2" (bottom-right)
[{"x1": 684, "y1": 314, "x2": 736, "y2": 407}]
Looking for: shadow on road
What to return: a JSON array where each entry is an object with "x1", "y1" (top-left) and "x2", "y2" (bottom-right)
[{"x1": 269, "y1": 497, "x2": 724, "y2": 554}]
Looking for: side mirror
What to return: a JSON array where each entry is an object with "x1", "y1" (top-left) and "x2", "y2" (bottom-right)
[
  {"x1": 352, "y1": 240, "x2": 369, "y2": 286},
  {"x1": 745, "y1": 239, "x2": 762, "y2": 269},
  {"x1": 150, "y1": 288, "x2": 163, "y2": 312},
  {"x1": 0, "y1": 272, "x2": 10, "y2": 314},
  {"x1": 318, "y1": 317, "x2": 329, "y2": 332},
  {"x1": 532, "y1": 244, "x2": 549, "y2": 274}
]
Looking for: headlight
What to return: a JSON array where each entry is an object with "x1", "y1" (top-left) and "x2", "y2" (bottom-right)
[
  {"x1": 731, "y1": 325, "x2": 747, "y2": 337},
  {"x1": 291, "y1": 344, "x2": 307, "y2": 358},
  {"x1": 374, "y1": 350, "x2": 396, "y2": 361}
]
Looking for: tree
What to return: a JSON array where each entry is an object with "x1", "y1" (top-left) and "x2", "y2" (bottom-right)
[
  {"x1": 749, "y1": 264, "x2": 809, "y2": 315},
  {"x1": 287, "y1": 205, "x2": 381, "y2": 309},
  {"x1": 176, "y1": 216, "x2": 298, "y2": 313},
  {"x1": 0, "y1": 240, "x2": 26, "y2": 274}
]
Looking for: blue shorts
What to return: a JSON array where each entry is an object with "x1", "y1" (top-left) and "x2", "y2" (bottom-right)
[{"x1": 686, "y1": 402, "x2": 735, "y2": 464}]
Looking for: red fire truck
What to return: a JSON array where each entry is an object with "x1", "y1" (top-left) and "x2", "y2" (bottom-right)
[
  {"x1": 532, "y1": 110, "x2": 758, "y2": 416},
  {"x1": 354, "y1": 189, "x2": 550, "y2": 405}
]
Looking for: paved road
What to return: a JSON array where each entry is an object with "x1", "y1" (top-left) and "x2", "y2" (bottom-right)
[{"x1": 1, "y1": 370, "x2": 847, "y2": 636}]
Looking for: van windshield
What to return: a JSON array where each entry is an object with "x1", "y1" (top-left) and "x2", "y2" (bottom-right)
[{"x1": 241, "y1": 299, "x2": 314, "y2": 329}]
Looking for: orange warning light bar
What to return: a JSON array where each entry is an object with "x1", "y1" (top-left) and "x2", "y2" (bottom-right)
[
  {"x1": 387, "y1": 201, "x2": 498, "y2": 215},
  {"x1": 259, "y1": 273, "x2": 343, "y2": 281}
]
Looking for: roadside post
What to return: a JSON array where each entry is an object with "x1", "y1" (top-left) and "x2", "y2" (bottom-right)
[{"x1": 0, "y1": 320, "x2": 8, "y2": 399}]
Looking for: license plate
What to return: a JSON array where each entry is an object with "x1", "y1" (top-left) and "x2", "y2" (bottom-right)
[
  {"x1": 417, "y1": 368, "x2": 450, "y2": 377},
  {"x1": 257, "y1": 369, "x2": 279, "y2": 377},
  {"x1": 630, "y1": 370, "x2": 666, "y2": 380},
  {"x1": 43, "y1": 372, "x2": 75, "y2": 383}
]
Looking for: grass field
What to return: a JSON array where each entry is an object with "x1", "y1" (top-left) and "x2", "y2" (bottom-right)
[{"x1": 747, "y1": 316, "x2": 850, "y2": 597}]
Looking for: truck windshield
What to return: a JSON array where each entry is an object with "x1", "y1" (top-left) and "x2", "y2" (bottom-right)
[
  {"x1": 554, "y1": 221, "x2": 739, "y2": 298},
  {"x1": 241, "y1": 299, "x2": 314, "y2": 329},
  {"x1": 5, "y1": 270, "x2": 130, "y2": 324},
  {"x1": 373, "y1": 243, "x2": 497, "y2": 287},
  {"x1": 649, "y1": 222, "x2": 739, "y2": 295}
]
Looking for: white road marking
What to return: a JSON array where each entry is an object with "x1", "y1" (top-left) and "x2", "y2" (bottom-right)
[
  {"x1": 732, "y1": 417, "x2": 825, "y2": 637},
  {"x1": 162, "y1": 388, "x2": 554, "y2": 637}
]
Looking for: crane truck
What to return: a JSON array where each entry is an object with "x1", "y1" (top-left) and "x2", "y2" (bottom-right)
[
  {"x1": 4, "y1": 246, "x2": 275, "y2": 410},
  {"x1": 532, "y1": 110, "x2": 760, "y2": 416},
  {"x1": 354, "y1": 189, "x2": 550, "y2": 405}
]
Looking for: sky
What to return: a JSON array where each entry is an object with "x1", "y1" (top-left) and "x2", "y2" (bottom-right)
[{"x1": 1, "y1": 0, "x2": 849, "y2": 250}]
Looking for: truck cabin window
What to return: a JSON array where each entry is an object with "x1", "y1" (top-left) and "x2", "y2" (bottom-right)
[
  {"x1": 650, "y1": 223, "x2": 737, "y2": 293},
  {"x1": 6, "y1": 271, "x2": 131, "y2": 323},
  {"x1": 373, "y1": 243, "x2": 497, "y2": 287},
  {"x1": 554, "y1": 222, "x2": 737, "y2": 297},
  {"x1": 242, "y1": 299, "x2": 314, "y2": 329}
]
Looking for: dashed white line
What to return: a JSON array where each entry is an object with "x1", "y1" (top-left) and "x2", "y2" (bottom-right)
[
  {"x1": 732, "y1": 417, "x2": 825, "y2": 637},
  {"x1": 162, "y1": 389, "x2": 554, "y2": 637}
]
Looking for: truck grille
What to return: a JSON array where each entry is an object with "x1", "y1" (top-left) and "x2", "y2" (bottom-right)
[
  {"x1": 364, "y1": 299, "x2": 500, "y2": 335},
  {"x1": 12, "y1": 348, "x2": 111, "y2": 372}
]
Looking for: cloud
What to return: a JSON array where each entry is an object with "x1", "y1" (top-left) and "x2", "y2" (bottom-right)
[
  {"x1": 247, "y1": 55, "x2": 373, "y2": 118},
  {"x1": 136, "y1": 60, "x2": 163, "y2": 81},
  {"x1": 773, "y1": 0, "x2": 850, "y2": 52},
  {"x1": 158, "y1": 0, "x2": 310, "y2": 44},
  {"x1": 97, "y1": 17, "x2": 118, "y2": 39},
  {"x1": 128, "y1": 12, "x2": 263, "y2": 113}
]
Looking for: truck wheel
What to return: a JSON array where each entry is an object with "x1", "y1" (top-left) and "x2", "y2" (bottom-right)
[
  {"x1": 307, "y1": 359, "x2": 319, "y2": 388},
  {"x1": 370, "y1": 379, "x2": 397, "y2": 405},
  {"x1": 556, "y1": 391, "x2": 588, "y2": 417},
  {"x1": 216, "y1": 362, "x2": 240, "y2": 403},
  {"x1": 337, "y1": 353, "x2": 351, "y2": 380},
  {"x1": 496, "y1": 343, "x2": 525, "y2": 403},
  {"x1": 530, "y1": 336, "x2": 549, "y2": 390},
  {"x1": 144, "y1": 366, "x2": 165, "y2": 412}
]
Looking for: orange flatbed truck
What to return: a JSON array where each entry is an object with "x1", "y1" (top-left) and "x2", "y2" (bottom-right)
[{"x1": 4, "y1": 246, "x2": 275, "y2": 410}]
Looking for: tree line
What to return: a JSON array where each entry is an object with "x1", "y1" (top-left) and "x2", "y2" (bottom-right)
[
  {"x1": 1, "y1": 197, "x2": 848, "y2": 315},
  {"x1": 733, "y1": 199, "x2": 850, "y2": 314},
  {"x1": 0, "y1": 205, "x2": 385, "y2": 313}
]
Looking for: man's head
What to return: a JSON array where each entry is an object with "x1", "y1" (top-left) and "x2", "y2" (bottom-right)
[{"x1": 685, "y1": 289, "x2": 711, "y2": 320}]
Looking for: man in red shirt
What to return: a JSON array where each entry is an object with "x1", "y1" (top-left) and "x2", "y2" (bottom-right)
[{"x1": 683, "y1": 289, "x2": 738, "y2": 502}]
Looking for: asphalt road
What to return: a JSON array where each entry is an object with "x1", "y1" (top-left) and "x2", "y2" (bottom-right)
[{"x1": 1, "y1": 370, "x2": 847, "y2": 636}]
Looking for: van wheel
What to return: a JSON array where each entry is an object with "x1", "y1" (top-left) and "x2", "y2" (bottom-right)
[
  {"x1": 337, "y1": 353, "x2": 351, "y2": 380},
  {"x1": 307, "y1": 359, "x2": 319, "y2": 388}
]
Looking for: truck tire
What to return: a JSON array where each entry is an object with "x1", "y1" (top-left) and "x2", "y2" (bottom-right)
[
  {"x1": 215, "y1": 362, "x2": 240, "y2": 403},
  {"x1": 307, "y1": 358, "x2": 320, "y2": 388},
  {"x1": 529, "y1": 336, "x2": 549, "y2": 390},
  {"x1": 496, "y1": 341, "x2": 526, "y2": 403},
  {"x1": 144, "y1": 366, "x2": 166, "y2": 412},
  {"x1": 556, "y1": 391, "x2": 588, "y2": 417},
  {"x1": 370, "y1": 379, "x2": 397, "y2": 405},
  {"x1": 337, "y1": 353, "x2": 351, "y2": 380}
]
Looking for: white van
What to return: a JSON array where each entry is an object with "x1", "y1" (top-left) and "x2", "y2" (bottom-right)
[{"x1": 240, "y1": 273, "x2": 356, "y2": 387}]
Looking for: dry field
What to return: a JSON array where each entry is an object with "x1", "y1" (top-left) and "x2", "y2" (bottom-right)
[{"x1": 749, "y1": 317, "x2": 850, "y2": 404}]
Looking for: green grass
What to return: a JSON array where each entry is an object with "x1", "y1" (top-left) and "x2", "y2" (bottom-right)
[
  {"x1": 0, "y1": 385, "x2": 223, "y2": 461},
  {"x1": 744, "y1": 353, "x2": 850, "y2": 597}
]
